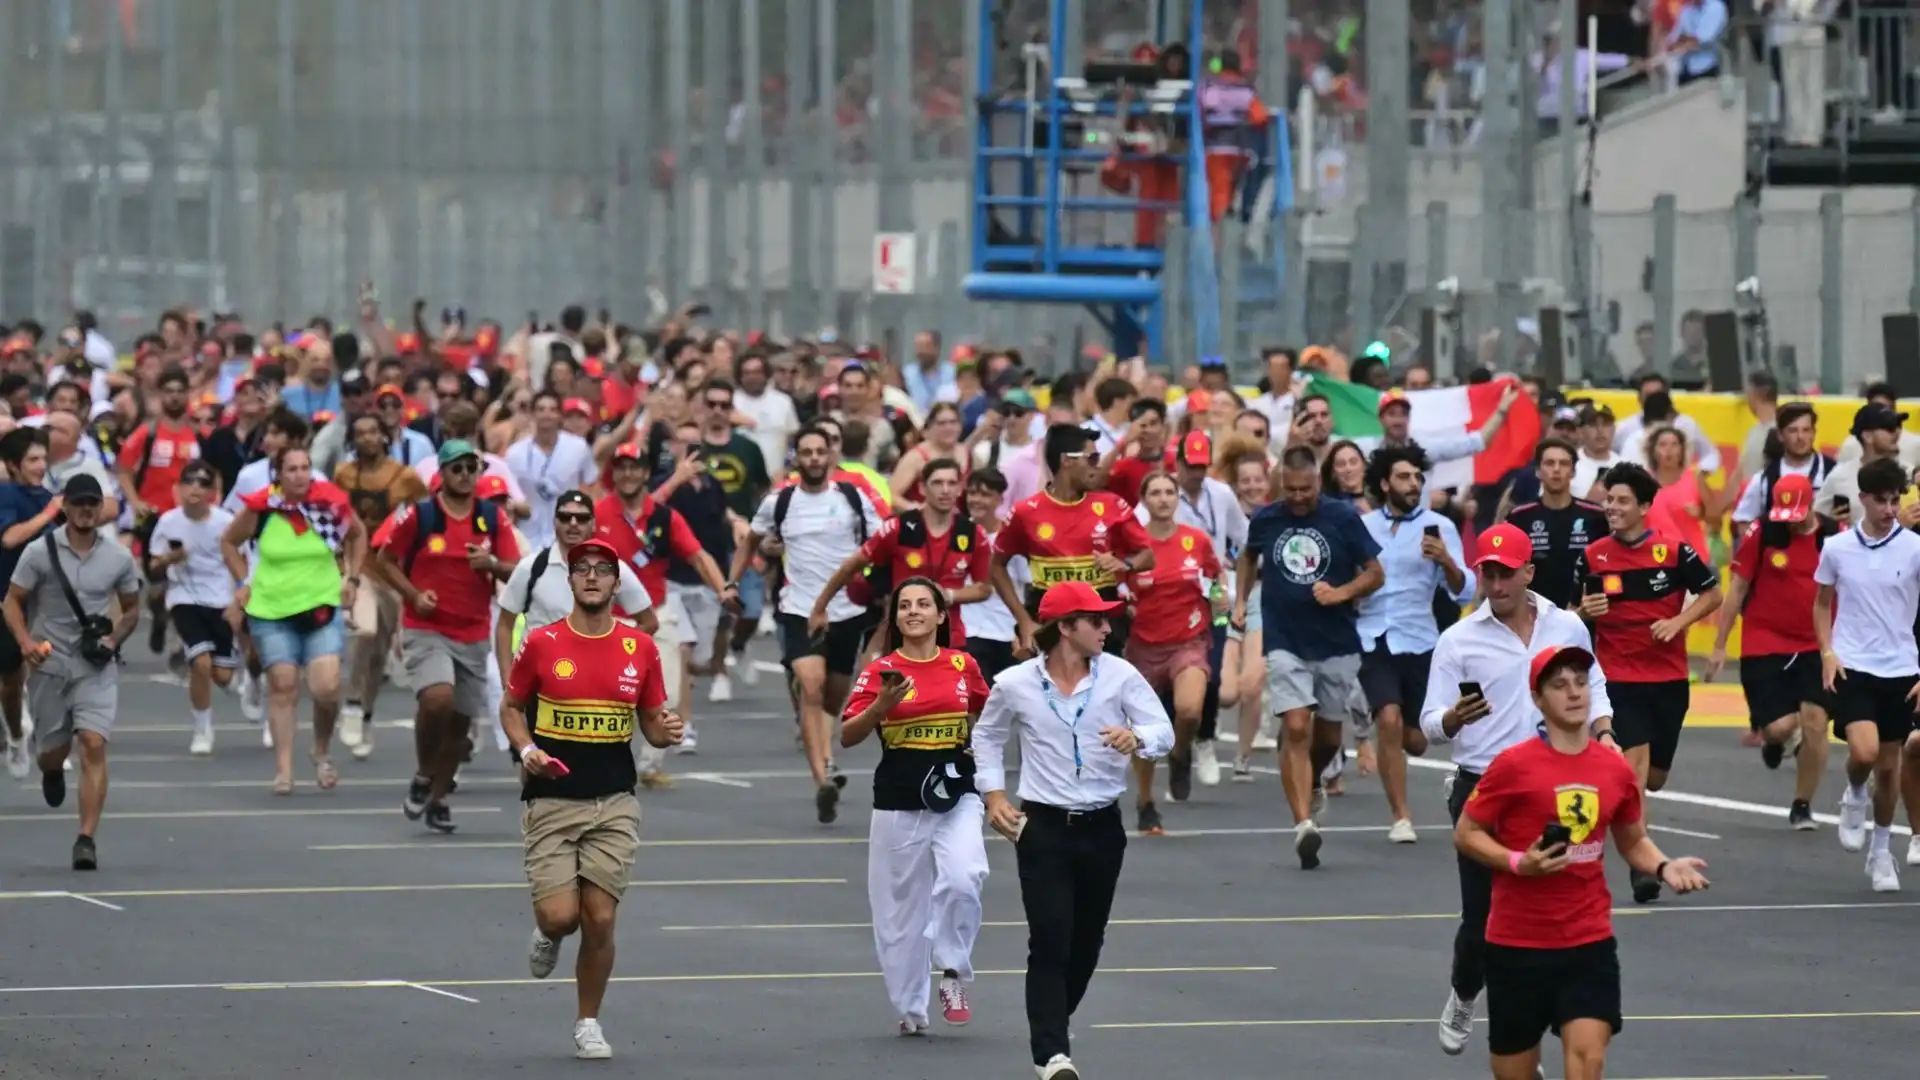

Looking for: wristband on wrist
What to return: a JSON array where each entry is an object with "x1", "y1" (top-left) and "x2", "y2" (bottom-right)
[
  {"x1": 1507, "y1": 850, "x2": 1524, "y2": 875},
  {"x1": 1654, "y1": 859, "x2": 1669, "y2": 884}
]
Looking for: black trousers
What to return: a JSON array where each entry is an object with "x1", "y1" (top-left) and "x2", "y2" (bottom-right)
[
  {"x1": 1447, "y1": 767, "x2": 1493, "y2": 999},
  {"x1": 1016, "y1": 801, "x2": 1127, "y2": 1066}
]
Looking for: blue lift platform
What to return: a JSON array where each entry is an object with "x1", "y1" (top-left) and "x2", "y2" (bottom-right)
[{"x1": 963, "y1": 0, "x2": 1294, "y2": 364}]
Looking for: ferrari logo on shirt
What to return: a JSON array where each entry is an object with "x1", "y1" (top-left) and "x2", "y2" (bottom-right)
[
  {"x1": 553, "y1": 659, "x2": 577, "y2": 679},
  {"x1": 1181, "y1": 535, "x2": 1195, "y2": 551},
  {"x1": 1091, "y1": 500, "x2": 1105, "y2": 515},
  {"x1": 623, "y1": 638, "x2": 637, "y2": 655},
  {"x1": 905, "y1": 551, "x2": 924, "y2": 569},
  {"x1": 955, "y1": 534, "x2": 969, "y2": 552},
  {"x1": 1652, "y1": 544, "x2": 1668, "y2": 563},
  {"x1": 950, "y1": 654, "x2": 967, "y2": 671},
  {"x1": 1770, "y1": 551, "x2": 1789, "y2": 569},
  {"x1": 427, "y1": 536, "x2": 447, "y2": 554},
  {"x1": 1036, "y1": 523, "x2": 1056, "y2": 541},
  {"x1": 1554, "y1": 785, "x2": 1601, "y2": 845},
  {"x1": 1602, "y1": 574, "x2": 1623, "y2": 595}
]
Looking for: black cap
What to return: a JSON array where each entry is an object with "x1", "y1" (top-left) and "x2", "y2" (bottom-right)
[
  {"x1": 555, "y1": 488, "x2": 595, "y2": 514},
  {"x1": 62, "y1": 474, "x2": 105, "y2": 502},
  {"x1": 339, "y1": 368, "x2": 371, "y2": 395},
  {"x1": 1852, "y1": 402, "x2": 1907, "y2": 435}
]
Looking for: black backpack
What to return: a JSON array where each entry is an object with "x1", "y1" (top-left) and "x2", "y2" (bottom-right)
[
  {"x1": 521, "y1": 500, "x2": 673, "y2": 610},
  {"x1": 862, "y1": 506, "x2": 976, "y2": 603},
  {"x1": 770, "y1": 481, "x2": 868, "y2": 607},
  {"x1": 401, "y1": 496, "x2": 504, "y2": 573}
]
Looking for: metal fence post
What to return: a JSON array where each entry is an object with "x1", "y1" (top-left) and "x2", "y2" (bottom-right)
[
  {"x1": 740, "y1": 0, "x2": 767, "y2": 332},
  {"x1": 705, "y1": 0, "x2": 733, "y2": 319},
  {"x1": 1279, "y1": 208, "x2": 1307, "y2": 349},
  {"x1": 216, "y1": 0, "x2": 242, "y2": 321},
  {"x1": 1165, "y1": 220, "x2": 1191, "y2": 371},
  {"x1": 1349, "y1": 202, "x2": 1375, "y2": 347},
  {"x1": 154, "y1": 0, "x2": 181, "y2": 308},
  {"x1": 815, "y1": 0, "x2": 840, "y2": 332},
  {"x1": 103, "y1": 1, "x2": 125, "y2": 272},
  {"x1": 786, "y1": 0, "x2": 816, "y2": 335},
  {"x1": 275, "y1": 0, "x2": 299, "y2": 319},
  {"x1": 665, "y1": 0, "x2": 692, "y2": 306},
  {"x1": 1651, "y1": 194, "x2": 1676, "y2": 373},
  {"x1": 1219, "y1": 218, "x2": 1245, "y2": 372},
  {"x1": 1910, "y1": 190, "x2": 1920, "y2": 315},
  {"x1": 338, "y1": 0, "x2": 367, "y2": 315},
  {"x1": 1733, "y1": 195, "x2": 1759, "y2": 298},
  {"x1": 1819, "y1": 191, "x2": 1843, "y2": 393}
]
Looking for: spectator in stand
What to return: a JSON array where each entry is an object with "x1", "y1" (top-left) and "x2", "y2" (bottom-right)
[
  {"x1": 1572, "y1": 405, "x2": 1625, "y2": 501},
  {"x1": 1664, "y1": 0, "x2": 1729, "y2": 87}
]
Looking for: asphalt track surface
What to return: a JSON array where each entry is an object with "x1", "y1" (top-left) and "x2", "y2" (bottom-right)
[{"x1": 0, "y1": 649, "x2": 1906, "y2": 1080}]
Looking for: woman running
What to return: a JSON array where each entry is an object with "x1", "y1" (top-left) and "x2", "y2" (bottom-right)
[
  {"x1": 1647, "y1": 424, "x2": 1716, "y2": 567},
  {"x1": 1322, "y1": 440, "x2": 1371, "y2": 512},
  {"x1": 220, "y1": 446, "x2": 367, "y2": 794},
  {"x1": 841, "y1": 578, "x2": 991, "y2": 1036},
  {"x1": 1221, "y1": 446, "x2": 1275, "y2": 781},
  {"x1": 889, "y1": 403, "x2": 978, "y2": 510},
  {"x1": 1123, "y1": 472, "x2": 1224, "y2": 833}
]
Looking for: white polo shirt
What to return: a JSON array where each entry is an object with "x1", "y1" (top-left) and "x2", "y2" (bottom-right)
[{"x1": 1813, "y1": 524, "x2": 1920, "y2": 678}]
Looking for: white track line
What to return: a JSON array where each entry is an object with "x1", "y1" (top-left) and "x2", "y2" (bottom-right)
[
  {"x1": 65, "y1": 893, "x2": 124, "y2": 912},
  {"x1": 407, "y1": 983, "x2": 479, "y2": 1003}
]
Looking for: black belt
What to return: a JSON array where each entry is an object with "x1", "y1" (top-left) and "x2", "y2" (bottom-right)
[
  {"x1": 1021, "y1": 800, "x2": 1119, "y2": 825},
  {"x1": 1454, "y1": 766, "x2": 1483, "y2": 783}
]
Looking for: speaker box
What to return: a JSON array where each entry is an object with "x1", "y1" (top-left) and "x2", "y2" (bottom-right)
[
  {"x1": 1884, "y1": 314, "x2": 1920, "y2": 398},
  {"x1": 1535, "y1": 307, "x2": 1567, "y2": 390},
  {"x1": 1702, "y1": 310, "x2": 1743, "y2": 392}
]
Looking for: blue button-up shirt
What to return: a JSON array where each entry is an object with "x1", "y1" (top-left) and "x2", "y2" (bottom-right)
[
  {"x1": 1356, "y1": 506, "x2": 1473, "y2": 656},
  {"x1": 1670, "y1": 0, "x2": 1729, "y2": 80}
]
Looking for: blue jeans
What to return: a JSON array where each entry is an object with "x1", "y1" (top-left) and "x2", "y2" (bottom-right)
[{"x1": 250, "y1": 614, "x2": 345, "y2": 669}]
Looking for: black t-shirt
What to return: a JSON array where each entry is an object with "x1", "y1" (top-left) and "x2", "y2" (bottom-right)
[
  {"x1": 665, "y1": 477, "x2": 733, "y2": 586},
  {"x1": 1506, "y1": 497, "x2": 1612, "y2": 609}
]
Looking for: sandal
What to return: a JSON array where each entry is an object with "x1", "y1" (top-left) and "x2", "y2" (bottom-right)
[
  {"x1": 313, "y1": 757, "x2": 338, "y2": 791},
  {"x1": 270, "y1": 775, "x2": 294, "y2": 796}
]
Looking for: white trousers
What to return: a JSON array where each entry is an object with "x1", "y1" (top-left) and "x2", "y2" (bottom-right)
[
  {"x1": 637, "y1": 599, "x2": 683, "y2": 773},
  {"x1": 866, "y1": 795, "x2": 989, "y2": 1022}
]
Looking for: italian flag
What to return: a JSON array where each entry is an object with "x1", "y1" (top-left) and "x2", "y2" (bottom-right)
[{"x1": 1306, "y1": 375, "x2": 1543, "y2": 489}]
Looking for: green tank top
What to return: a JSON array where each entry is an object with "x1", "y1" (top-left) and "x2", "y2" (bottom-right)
[{"x1": 247, "y1": 513, "x2": 343, "y2": 620}]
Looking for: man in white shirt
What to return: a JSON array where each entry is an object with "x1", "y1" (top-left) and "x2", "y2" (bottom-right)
[
  {"x1": 1419, "y1": 521, "x2": 1617, "y2": 1061},
  {"x1": 960, "y1": 468, "x2": 1024, "y2": 683},
  {"x1": 496, "y1": 489, "x2": 656, "y2": 686},
  {"x1": 973, "y1": 581, "x2": 1173, "y2": 1080},
  {"x1": 1570, "y1": 404, "x2": 1625, "y2": 500},
  {"x1": 726, "y1": 425, "x2": 882, "y2": 826},
  {"x1": 1813, "y1": 456, "x2": 1920, "y2": 893},
  {"x1": 1249, "y1": 347, "x2": 1298, "y2": 456},
  {"x1": 735, "y1": 351, "x2": 801, "y2": 473},
  {"x1": 506, "y1": 391, "x2": 600, "y2": 549},
  {"x1": 147, "y1": 461, "x2": 239, "y2": 755},
  {"x1": 1729, "y1": 402, "x2": 1834, "y2": 530},
  {"x1": 1816, "y1": 403, "x2": 1908, "y2": 519}
]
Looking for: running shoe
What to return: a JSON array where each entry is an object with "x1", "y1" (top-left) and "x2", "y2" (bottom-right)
[
  {"x1": 1294, "y1": 819, "x2": 1322, "y2": 869},
  {"x1": 351, "y1": 717, "x2": 375, "y2": 761},
  {"x1": 677, "y1": 723, "x2": 699, "y2": 755},
  {"x1": 148, "y1": 617, "x2": 166, "y2": 655},
  {"x1": 1193, "y1": 739, "x2": 1220, "y2": 786},
  {"x1": 402, "y1": 777, "x2": 430, "y2": 820},
  {"x1": 1908, "y1": 835, "x2": 1920, "y2": 867},
  {"x1": 6, "y1": 739, "x2": 29, "y2": 780},
  {"x1": 1837, "y1": 790, "x2": 1870, "y2": 852},
  {"x1": 528, "y1": 929, "x2": 561, "y2": 979},
  {"x1": 938, "y1": 976, "x2": 971, "y2": 1025},
  {"x1": 189, "y1": 724, "x2": 214, "y2": 757},
  {"x1": 1167, "y1": 752, "x2": 1193, "y2": 802},
  {"x1": 42, "y1": 767, "x2": 65, "y2": 808},
  {"x1": 1310, "y1": 783, "x2": 1328, "y2": 822},
  {"x1": 708, "y1": 674, "x2": 733, "y2": 703},
  {"x1": 1630, "y1": 868, "x2": 1662, "y2": 904},
  {"x1": 1760, "y1": 737, "x2": 1786, "y2": 770},
  {"x1": 260, "y1": 719, "x2": 274, "y2": 748},
  {"x1": 1137, "y1": 802, "x2": 1164, "y2": 836},
  {"x1": 896, "y1": 1016, "x2": 929, "y2": 1037},
  {"x1": 1037, "y1": 1054, "x2": 1080, "y2": 1080},
  {"x1": 1869, "y1": 849, "x2": 1901, "y2": 892},
  {"x1": 1387, "y1": 818, "x2": 1418, "y2": 844},
  {"x1": 340, "y1": 702, "x2": 366, "y2": 748},
  {"x1": 573, "y1": 1018, "x2": 613, "y2": 1059},
  {"x1": 239, "y1": 671, "x2": 264, "y2": 721},
  {"x1": 1788, "y1": 800, "x2": 1816, "y2": 831},
  {"x1": 425, "y1": 802, "x2": 456, "y2": 834},
  {"x1": 828, "y1": 761, "x2": 848, "y2": 789},
  {"x1": 1230, "y1": 755, "x2": 1253, "y2": 783},
  {"x1": 816, "y1": 782, "x2": 840, "y2": 824},
  {"x1": 736, "y1": 650, "x2": 759, "y2": 686},
  {"x1": 71, "y1": 834, "x2": 97, "y2": 871},
  {"x1": 1437, "y1": 988, "x2": 1477, "y2": 1055}
]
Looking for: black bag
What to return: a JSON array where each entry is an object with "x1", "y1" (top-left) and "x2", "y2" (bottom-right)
[
  {"x1": 283, "y1": 605, "x2": 338, "y2": 635},
  {"x1": 42, "y1": 533, "x2": 118, "y2": 669},
  {"x1": 918, "y1": 759, "x2": 973, "y2": 813}
]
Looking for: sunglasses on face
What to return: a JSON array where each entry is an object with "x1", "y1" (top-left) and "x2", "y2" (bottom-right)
[
  {"x1": 180, "y1": 476, "x2": 214, "y2": 489},
  {"x1": 1059, "y1": 451, "x2": 1093, "y2": 463},
  {"x1": 555, "y1": 510, "x2": 595, "y2": 525},
  {"x1": 705, "y1": 397, "x2": 733, "y2": 410},
  {"x1": 569, "y1": 561, "x2": 618, "y2": 578},
  {"x1": 443, "y1": 459, "x2": 480, "y2": 476}
]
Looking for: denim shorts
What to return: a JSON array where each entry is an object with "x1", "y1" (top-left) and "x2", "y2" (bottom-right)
[
  {"x1": 249, "y1": 613, "x2": 345, "y2": 669},
  {"x1": 736, "y1": 566, "x2": 766, "y2": 621}
]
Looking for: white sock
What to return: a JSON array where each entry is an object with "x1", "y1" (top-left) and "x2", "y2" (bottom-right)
[
  {"x1": 1849, "y1": 782, "x2": 1870, "y2": 803},
  {"x1": 1873, "y1": 826, "x2": 1893, "y2": 854},
  {"x1": 191, "y1": 707, "x2": 213, "y2": 733}
]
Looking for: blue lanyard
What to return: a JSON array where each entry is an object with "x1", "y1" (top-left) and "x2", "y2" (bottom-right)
[{"x1": 1038, "y1": 658, "x2": 1098, "y2": 778}]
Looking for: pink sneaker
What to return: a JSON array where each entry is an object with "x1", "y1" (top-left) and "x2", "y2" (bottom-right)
[{"x1": 939, "y1": 976, "x2": 971, "y2": 1025}]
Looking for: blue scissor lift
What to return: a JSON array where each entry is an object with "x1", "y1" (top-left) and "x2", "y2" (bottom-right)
[{"x1": 964, "y1": 0, "x2": 1292, "y2": 363}]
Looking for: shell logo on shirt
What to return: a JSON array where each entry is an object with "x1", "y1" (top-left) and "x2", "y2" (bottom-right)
[
  {"x1": 427, "y1": 536, "x2": 447, "y2": 554},
  {"x1": 1036, "y1": 523, "x2": 1056, "y2": 541},
  {"x1": 553, "y1": 659, "x2": 577, "y2": 679},
  {"x1": 905, "y1": 551, "x2": 924, "y2": 569},
  {"x1": 1770, "y1": 551, "x2": 1789, "y2": 569},
  {"x1": 1555, "y1": 784, "x2": 1601, "y2": 847},
  {"x1": 1601, "y1": 574, "x2": 1624, "y2": 595}
]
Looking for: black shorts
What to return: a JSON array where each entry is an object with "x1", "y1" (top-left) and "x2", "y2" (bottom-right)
[
  {"x1": 1740, "y1": 651, "x2": 1831, "y2": 728},
  {"x1": 966, "y1": 637, "x2": 1018, "y2": 684},
  {"x1": 1609, "y1": 680, "x2": 1690, "y2": 772},
  {"x1": 777, "y1": 614, "x2": 866, "y2": 677},
  {"x1": 1484, "y1": 937, "x2": 1622, "y2": 1056},
  {"x1": 1357, "y1": 644, "x2": 1432, "y2": 720},
  {"x1": 1833, "y1": 669, "x2": 1920, "y2": 745},
  {"x1": 0, "y1": 629, "x2": 20, "y2": 678},
  {"x1": 171, "y1": 604, "x2": 239, "y2": 667}
]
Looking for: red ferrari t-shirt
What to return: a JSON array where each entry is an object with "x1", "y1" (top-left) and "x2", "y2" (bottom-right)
[
  {"x1": 1465, "y1": 738, "x2": 1644, "y2": 950},
  {"x1": 592, "y1": 493, "x2": 705, "y2": 607},
  {"x1": 1104, "y1": 455, "x2": 1160, "y2": 504},
  {"x1": 509, "y1": 617, "x2": 667, "y2": 801},
  {"x1": 1126, "y1": 523, "x2": 1221, "y2": 646},
  {"x1": 117, "y1": 419, "x2": 202, "y2": 514},
  {"x1": 858, "y1": 514, "x2": 990, "y2": 645},
  {"x1": 1573, "y1": 529, "x2": 1718, "y2": 683},
  {"x1": 995, "y1": 490, "x2": 1151, "y2": 596},
  {"x1": 378, "y1": 498, "x2": 523, "y2": 643},
  {"x1": 1728, "y1": 523, "x2": 1827, "y2": 657},
  {"x1": 841, "y1": 647, "x2": 991, "y2": 811}
]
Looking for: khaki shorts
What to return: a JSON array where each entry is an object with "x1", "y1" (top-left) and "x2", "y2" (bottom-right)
[
  {"x1": 522, "y1": 793, "x2": 642, "y2": 903},
  {"x1": 402, "y1": 628, "x2": 490, "y2": 717}
]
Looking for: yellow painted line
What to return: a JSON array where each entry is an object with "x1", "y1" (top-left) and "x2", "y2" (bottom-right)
[
  {"x1": 0, "y1": 807, "x2": 502, "y2": 823},
  {"x1": 0, "y1": 878, "x2": 843, "y2": 901},
  {"x1": 309, "y1": 837, "x2": 869, "y2": 852},
  {"x1": 1094, "y1": 1010, "x2": 1920, "y2": 1030}
]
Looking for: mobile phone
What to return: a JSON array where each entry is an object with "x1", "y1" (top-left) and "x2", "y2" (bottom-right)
[
  {"x1": 1423, "y1": 525, "x2": 1441, "y2": 539},
  {"x1": 1458, "y1": 681, "x2": 1484, "y2": 700},
  {"x1": 880, "y1": 670, "x2": 906, "y2": 689},
  {"x1": 168, "y1": 539, "x2": 184, "y2": 551},
  {"x1": 685, "y1": 303, "x2": 712, "y2": 318},
  {"x1": 1539, "y1": 823, "x2": 1573, "y2": 851},
  {"x1": 548, "y1": 758, "x2": 571, "y2": 777},
  {"x1": 1833, "y1": 495, "x2": 1850, "y2": 513}
]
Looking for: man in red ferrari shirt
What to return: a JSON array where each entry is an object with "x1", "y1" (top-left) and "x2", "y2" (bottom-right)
[
  {"x1": 1095, "y1": 399, "x2": 1171, "y2": 504},
  {"x1": 116, "y1": 365, "x2": 202, "y2": 649},
  {"x1": 809, "y1": 458, "x2": 990, "y2": 652},
  {"x1": 1704, "y1": 473, "x2": 1833, "y2": 829},
  {"x1": 1455, "y1": 644, "x2": 1709, "y2": 1080},
  {"x1": 593, "y1": 442, "x2": 730, "y2": 787},
  {"x1": 373, "y1": 440, "x2": 521, "y2": 833}
]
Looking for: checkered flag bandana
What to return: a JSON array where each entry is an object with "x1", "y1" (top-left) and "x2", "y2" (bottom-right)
[{"x1": 248, "y1": 482, "x2": 353, "y2": 554}]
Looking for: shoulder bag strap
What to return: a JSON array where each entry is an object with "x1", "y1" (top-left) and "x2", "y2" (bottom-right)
[{"x1": 42, "y1": 532, "x2": 90, "y2": 624}]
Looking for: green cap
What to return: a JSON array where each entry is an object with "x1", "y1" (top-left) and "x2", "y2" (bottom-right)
[
  {"x1": 437, "y1": 439, "x2": 479, "y2": 465},
  {"x1": 1002, "y1": 388, "x2": 1038, "y2": 411},
  {"x1": 1363, "y1": 340, "x2": 1391, "y2": 362}
]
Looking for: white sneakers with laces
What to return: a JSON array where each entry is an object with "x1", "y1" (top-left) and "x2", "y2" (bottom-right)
[
  {"x1": 1438, "y1": 988, "x2": 1477, "y2": 1054},
  {"x1": 1907, "y1": 835, "x2": 1920, "y2": 867},
  {"x1": 528, "y1": 929, "x2": 561, "y2": 979},
  {"x1": 573, "y1": 1018, "x2": 612, "y2": 1059},
  {"x1": 188, "y1": 726, "x2": 214, "y2": 757},
  {"x1": 239, "y1": 670, "x2": 264, "y2": 722},
  {"x1": 6, "y1": 739, "x2": 29, "y2": 780},
  {"x1": 708, "y1": 673, "x2": 733, "y2": 703},
  {"x1": 1387, "y1": 819, "x2": 1418, "y2": 844},
  {"x1": 1869, "y1": 849, "x2": 1901, "y2": 892},
  {"x1": 1193, "y1": 739, "x2": 1220, "y2": 786},
  {"x1": 1837, "y1": 790, "x2": 1869, "y2": 852},
  {"x1": 1037, "y1": 1054, "x2": 1080, "y2": 1079}
]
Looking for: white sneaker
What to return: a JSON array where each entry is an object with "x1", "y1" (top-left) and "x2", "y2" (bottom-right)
[
  {"x1": 1310, "y1": 786, "x2": 1328, "y2": 821},
  {"x1": 189, "y1": 727, "x2": 214, "y2": 757},
  {"x1": 1869, "y1": 849, "x2": 1901, "y2": 893},
  {"x1": 708, "y1": 674, "x2": 733, "y2": 703},
  {"x1": 351, "y1": 721, "x2": 375, "y2": 761},
  {"x1": 1037, "y1": 1054, "x2": 1081, "y2": 1080},
  {"x1": 1908, "y1": 835, "x2": 1920, "y2": 867},
  {"x1": 1293, "y1": 819, "x2": 1322, "y2": 869},
  {"x1": 340, "y1": 703, "x2": 365, "y2": 748},
  {"x1": 1438, "y1": 988, "x2": 1477, "y2": 1054},
  {"x1": 736, "y1": 651, "x2": 760, "y2": 686},
  {"x1": 1388, "y1": 818, "x2": 1418, "y2": 844},
  {"x1": 528, "y1": 929, "x2": 561, "y2": 979},
  {"x1": 5, "y1": 739, "x2": 28, "y2": 780},
  {"x1": 572, "y1": 1018, "x2": 612, "y2": 1059},
  {"x1": 1193, "y1": 739, "x2": 1220, "y2": 786},
  {"x1": 677, "y1": 723, "x2": 699, "y2": 755},
  {"x1": 239, "y1": 672, "x2": 264, "y2": 721},
  {"x1": 261, "y1": 719, "x2": 275, "y2": 748},
  {"x1": 1251, "y1": 722, "x2": 1278, "y2": 751},
  {"x1": 1837, "y1": 791, "x2": 1870, "y2": 852}
]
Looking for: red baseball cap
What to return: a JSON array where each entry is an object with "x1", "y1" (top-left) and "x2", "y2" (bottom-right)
[
  {"x1": 562, "y1": 397, "x2": 593, "y2": 417},
  {"x1": 1036, "y1": 581, "x2": 1124, "y2": 623},
  {"x1": 566, "y1": 538, "x2": 621, "y2": 566},
  {"x1": 1768, "y1": 473, "x2": 1814, "y2": 522},
  {"x1": 374, "y1": 383, "x2": 406, "y2": 402},
  {"x1": 1179, "y1": 431, "x2": 1212, "y2": 467},
  {"x1": 611, "y1": 441, "x2": 645, "y2": 462},
  {"x1": 475, "y1": 474, "x2": 509, "y2": 501},
  {"x1": 1529, "y1": 644, "x2": 1596, "y2": 692},
  {"x1": 1473, "y1": 523, "x2": 1531, "y2": 569},
  {"x1": 1377, "y1": 389, "x2": 1412, "y2": 415}
]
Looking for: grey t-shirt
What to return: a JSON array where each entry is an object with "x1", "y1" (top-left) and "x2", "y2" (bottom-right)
[{"x1": 9, "y1": 527, "x2": 143, "y2": 677}]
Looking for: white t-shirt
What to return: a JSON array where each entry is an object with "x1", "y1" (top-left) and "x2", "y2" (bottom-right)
[
  {"x1": 749, "y1": 484, "x2": 882, "y2": 622},
  {"x1": 505, "y1": 432, "x2": 600, "y2": 549},
  {"x1": 149, "y1": 506, "x2": 238, "y2": 610},
  {"x1": 1730, "y1": 454, "x2": 1820, "y2": 525},
  {"x1": 1813, "y1": 525, "x2": 1920, "y2": 678},
  {"x1": 1571, "y1": 450, "x2": 1624, "y2": 499},
  {"x1": 736, "y1": 389, "x2": 800, "y2": 474},
  {"x1": 498, "y1": 541, "x2": 651, "y2": 631},
  {"x1": 962, "y1": 527, "x2": 1026, "y2": 644},
  {"x1": 223, "y1": 458, "x2": 331, "y2": 513}
]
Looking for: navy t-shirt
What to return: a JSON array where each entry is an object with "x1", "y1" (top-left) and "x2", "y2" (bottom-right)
[
  {"x1": 0, "y1": 483, "x2": 55, "y2": 585},
  {"x1": 1247, "y1": 495, "x2": 1381, "y2": 661}
]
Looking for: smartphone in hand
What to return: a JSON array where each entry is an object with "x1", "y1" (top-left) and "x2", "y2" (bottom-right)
[{"x1": 1458, "y1": 681, "x2": 1484, "y2": 700}]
